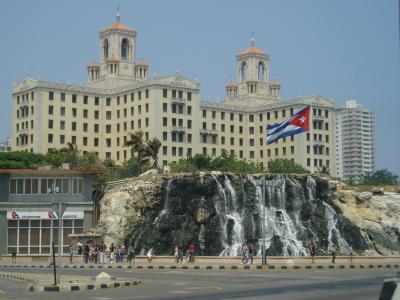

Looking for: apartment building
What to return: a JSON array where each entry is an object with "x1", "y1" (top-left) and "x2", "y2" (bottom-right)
[
  {"x1": 12, "y1": 13, "x2": 335, "y2": 172},
  {"x1": 335, "y1": 100, "x2": 375, "y2": 180}
]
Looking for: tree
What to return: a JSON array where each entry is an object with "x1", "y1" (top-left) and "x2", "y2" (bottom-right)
[
  {"x1": 268, "y1": 159, "x2": 308, "y2": 174},
  {"x1": 125, "y1": 130, "x2": 146, "y2": 173},
  {"x1": 361, "y1": 169, "x2": 399, "y2": 185},
  {"x1": 144, "y1": 137, "x2": 162, "y2": 169},
  {"x1": 317, "y1": 165, "x2": 331, "y2": 176},
  {"x1": 0, "y1": 151, "x2": 46, "y2": 168}
]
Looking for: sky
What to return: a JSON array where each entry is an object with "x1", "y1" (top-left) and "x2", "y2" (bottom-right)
[{"x1": 0, "y1": 0, "x2": 399, "y2": 174}]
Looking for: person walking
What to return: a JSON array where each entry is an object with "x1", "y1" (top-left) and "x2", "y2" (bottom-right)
[
  {"x1": 330, "y1": 245, "x2": 336, "y2": 264},
  {"x1": 109, "y1": 243, "x2": 115, "y2": 264},
  {"x1": 174, "y1": 246, "x2": 180, "y2": 264},
  {"x1": 248, "y1": 244, "x2": 254, "y2": 264},
  {"x1": 309, "y1": 242, "x2": 316, "y2": 264},
  {"x1": 84, "y1": 242, "x2": 90, "y2": 264},
  {"x1": 241, "y1": 243, "x2": 248, "y2": 264},
  {"x1": 68, "y1": 244, "x2": 74, "y2": 264},
  {"x1": 147, "y1": 247, "x2": 154, "y2": 264},
  {"x1": 348, "y1": 245, "x2": 353, "y2": 263},
  {"x1": 188, "y1": 243, "x2": 196, "y2": 263}
]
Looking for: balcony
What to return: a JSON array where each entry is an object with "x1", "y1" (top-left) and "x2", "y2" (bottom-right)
[
  {"x1": 200, "y1": 128, "x2": 218, "y2": 135},
  {"x1": 171, "y1": 97, "x2": 186, "y2": 104},
  {"x1": 171, "y1": 126, "x2": 186, "y2": 132},
  {"x1": 18, "y1": 128, "x2": 29, "y2": 135}
]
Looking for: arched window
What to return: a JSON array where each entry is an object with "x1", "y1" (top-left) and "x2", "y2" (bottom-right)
[
  {"x1": 258, "y1": 62, "x2": 265, "y2": 81},
  {"x1": 121, "y1": 38, "x2": 129, "y2": 60},
  {"x1": 240, "y1": 62, "x2": 248, "y2": 81},
  {"x1": 103, "y1": 39, "x2": 109, "y2": 60}
]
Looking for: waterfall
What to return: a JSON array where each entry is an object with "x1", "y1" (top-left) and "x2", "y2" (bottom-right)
[
  {"x1": 153, "y1": 178, "x2": 174, "y2": 227},
  {"x1": 323, "y1": 202, "x2": 348, "y2": 252},
  {"x1": 212, "y1": 173, "x2": 245, "y2": 256}
]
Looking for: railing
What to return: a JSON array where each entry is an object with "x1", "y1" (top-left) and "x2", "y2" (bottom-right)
[
  {"x1": 171, "y1": 126, "x2": 186, "y2": 132},
  {"x1": 200, "y1": 129, "x2": 218, "y2": 135},
  {"x1": 171, "y1": 97, "x2": 186, "y2": 104}
]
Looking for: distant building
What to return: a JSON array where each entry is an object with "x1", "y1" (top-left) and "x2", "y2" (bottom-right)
[
  {"x1": 335, "y1": 100, "x2": 375, "y2": 180},
  {"x1": 0, "y1": 168, "x2": 100, "y2": 255},
  {"x1": 11, "y1": 13, "x2": 335, "y2": 172},
  {"x1": 0, "y1": 138, "x2": 12, "y2": 152}
]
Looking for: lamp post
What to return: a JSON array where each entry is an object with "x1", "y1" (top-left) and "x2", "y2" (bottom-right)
[
  {"x1": 51, "y1": 202, "x2": 68, "y2": 285},
  {"x1": 261, "y1": 176, "x2": 266, "y2": 265}
]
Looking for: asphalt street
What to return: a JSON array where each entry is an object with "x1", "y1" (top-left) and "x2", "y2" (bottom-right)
[{"x1": 0, "y1": 266, "x2": 395, "y2": 300}]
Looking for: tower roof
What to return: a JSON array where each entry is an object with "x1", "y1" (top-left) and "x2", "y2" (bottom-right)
[
  {"x1": 101, "y1": 13, "x2": 135, "y2": 34},
  {"x1": 136, "y1": 58, "x2": 148, "y2": 66},
  {"x1": 270, "y1": 80, "x2": 281, "y2": 87},
  {"x1": 237, "y1": 37, "x2": 269, "y2": 57},
  {"x1": 225, "y1": 80, "x2": 237, "y2": 88},
  {"x1": 87, "y1": 59, "x2": 99, "y2": 69}
]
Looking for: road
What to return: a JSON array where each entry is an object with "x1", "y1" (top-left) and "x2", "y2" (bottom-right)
[{"x1": 0, "y1": 266, "x2": 394, "y2": 300}]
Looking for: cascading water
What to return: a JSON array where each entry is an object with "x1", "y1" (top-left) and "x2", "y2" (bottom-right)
[{"x1": 323, "y1": 202, "x2": 348, "y2": 252}]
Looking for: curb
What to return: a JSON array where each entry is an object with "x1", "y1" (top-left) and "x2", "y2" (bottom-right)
[
  {"x1": 1, "y1": 264, "x2": 399, "y2": 270},
  {"x1": 30, "y1": 280, "x2": 141, "y2": 292},
  {"x1": 0, "y1": 273, "x2": 36, "y2": 284}
]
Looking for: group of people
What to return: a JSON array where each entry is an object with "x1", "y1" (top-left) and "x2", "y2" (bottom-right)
[
  {"x1": 308, "y1": 241, "x2": 354, "y2": 264},
  {"x1": 241, "y1": 243, "x2": 254, "y2": 264},
  {"x1": 68, "y1": 242, "x2": 133, "y2": 264},
  {"x1": 173, "y1": 243, "x2": 197, "y2": 264}
]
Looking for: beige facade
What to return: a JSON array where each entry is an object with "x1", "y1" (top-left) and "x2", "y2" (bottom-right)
[{"x1": 12, "y1": 15, "x2": 335, "y2": 173}]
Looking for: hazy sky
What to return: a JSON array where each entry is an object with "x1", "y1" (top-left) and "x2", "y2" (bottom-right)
[{"x1": 0, "y1": 0, "x2": 399, "y2": 174}]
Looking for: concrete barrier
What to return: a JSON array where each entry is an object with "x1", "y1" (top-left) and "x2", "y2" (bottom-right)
[{"x1": 379, "y1": 272, "x2": 400, "y2": 300}]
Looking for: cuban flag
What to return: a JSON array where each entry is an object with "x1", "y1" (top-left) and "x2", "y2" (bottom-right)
[{"x1": 266, "y1": 106, "x2": 310, "y2": 144}]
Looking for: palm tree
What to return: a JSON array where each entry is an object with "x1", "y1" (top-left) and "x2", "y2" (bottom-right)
[
  {"x1": 125, "y1": 130, "x2": 146, "y2": 173},
  {"x1": 144, "y1": 137, "x2": 162, "y2": 169},
  {"x1": 317, "y1": 165, "x2": 331, "y2": 176}
]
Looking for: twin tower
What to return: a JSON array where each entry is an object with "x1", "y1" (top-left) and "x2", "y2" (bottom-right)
[{"x1": 87, "y1": 13, "x2": 281, "y2": 101}]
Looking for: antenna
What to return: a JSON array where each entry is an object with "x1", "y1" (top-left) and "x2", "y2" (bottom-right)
[{"x1": 116, "y1": 3, "x2": 121, "y2": 22}]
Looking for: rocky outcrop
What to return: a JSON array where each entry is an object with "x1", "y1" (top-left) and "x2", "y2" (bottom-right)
[{"x1": 95, "y1": 172, "x2": 400, "y2": 256}]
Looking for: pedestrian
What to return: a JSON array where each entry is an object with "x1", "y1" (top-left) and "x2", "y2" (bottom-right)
[
  {"x1": 147, "y1": 247, "x2": 154, "y2": 263},
  {"x1": 188, "y1": 243, "x2": 196, "y2": 263},
  {"x1": 99, "y1": 242, "x2": 105, "y2": 264},
  {"x1": 348, "y1": 245, "x2": 353, "y2": 263},
  {"x1": 248, "y1": 244, "x2": 254, "y2": 264},
  {"x1": 84, "y1": 242, "x2": 90, "y2": 264},
  {"x1": 174, "y1": 245, "x2": 180, "y2": 264},
  {"x1": 241, "y1": 243, "x2": 248, "y2": 264},
  {"x1": 121, "y1": 244, "x2": 126, "y2": 262},
  {"x1": 109, "y1": 243, "x2": 115, "y2": 264},
  {"x1": 69, "y1": 244, "x2": 74, "y2": 264},
  {"x1": 309, "y1": 242, "x2": 316, "y2": 264},
  {"x1": 77, "y1": 241, "x2": 83, "y2": 255},
  {"x1": 330, "y1": 245, "x2": 336, "y2": 264}
]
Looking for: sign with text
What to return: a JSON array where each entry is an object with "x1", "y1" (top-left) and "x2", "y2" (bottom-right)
[{"x1": 7, "y1": 211, "x2": 84, "y2": 220}]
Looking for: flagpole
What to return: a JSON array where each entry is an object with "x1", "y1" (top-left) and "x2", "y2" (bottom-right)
[{"x1": 310, "y1": 105, "x2": 314, "y2": 173}]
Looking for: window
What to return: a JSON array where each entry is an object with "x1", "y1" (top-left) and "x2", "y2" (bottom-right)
[
  {"x1": 72, "y1": 178, "x2": 83, "y2": 194},
  {"x1": 274, "y1": 111, "x2": 278, "y2": 119},
  {"x1": 72, "y1": 94, "x2": 77, "y2": 103},
  {"x1": 230, "y1": 137, "x2": 234, "y2": 145},
  {"x1": 61, "y1": 93, "x2": 65, "y2": 102},
  {"x1": 239, "y1": 126, "x2": 243, "y2": 134},
  {"x1": 230, "y1": 125, "x2": 234, "y2": 133},
  {"x1": 60, "y1": 107, "x2": 65, "y2": 116},
  {"x1": 221, "y1": 124, "x2": 225, "y2": 132},
  {"x1": 163, "y1": 89, "x2": 168, "y2": 98},
  {"x1": 106, "y1": 138, "x2": 111, "y2": 147},
  {"x1": 172, "y1": 147, "x2": 177, "y2": 156},
  {"x1": 72, "y1": 108, "x2": 77, "y2": 117},
  {"x1": 71, "y1": 122, "x2": 76, "y2": 131},
  {"x1": 94, "y1": 110, "x2": 99, "y2": 119},
  {"x1": 48, "y1": 106, "x2": 53, "y2": 115},
  {"x1": 187, "y1": 106, "x2": 192, "y2": 115},
  {"x1": 249, "y1": 114, "x2": 254, "y2": 122},
  {"x1": 239, "y1": 114, "x2": 243, "y2": 122},
  {"x1": 163, "y1": 117, "x2": 167, "y2": 126},
  {"x1": 95, "y1": 97, "x2": 99, "y2": 105},
  {"x1": 259, "y1": 114, "x2": 263, "y2": 122},
  {"x1": 94, "y1": 124, "x2": 99, "y2": 133},
  {"x1": 172, "y1": 90, "x2": 176, "y2": 98},
  {"x1": 83, "y1": 123, "x2": 88, "y2": 132},
  {"x1": 249, "y1": 127, "x2": 254, "y2": 134},
  {"x1": 106, "y1": 111, "x2": 112, "y2": 120},
  {"x1": 83, "y1": 137, "x2": 88, "y2": 146},
  {"x1": 202, "y1": 110, "x2": 207, "y2": 118},
  {"x1": 48, "y1": 134, "x2": 53, "y2": 143},
  {"x1": 106, "y1": 97, "x2": 111, "y2": 106},
  {"x1": 187, "y1": 120, "x2": 192, "y2": 129},
  {"x1": 146, "y1": 103, "x2": 149, "y2": 113},
  {"x1": 282, "y1": 109, "x2": 286, "y2": 118},
  {"x1": 83, "y1": 95, "x2": 88, "y2": 104},
  {"x1": 60, "y1": 121, "x2": 65, "y2": 130},
  {"x1": 48, "y1": 120, "x2": 53, "y2": 129},
  {"x1": 267, "y1": 112, "x2": 270, "y2": 120},
  {"x1": 60, "y1": 135, "x2": 65, "y2": 144},
  {"x1": 163, "y1": 103, "x2": 168, "y2": 112},
  {"x1": 212, "y1": 111, "x2": 216, "y2": 119},
  {"x1": 178, "y1": 105, "x2": 183, "y2": 114},
  {"x1": 230, "y1": 113, "x2": 234, "y2": 121},
  {"x1": 138, "y1": 91, "x2": 142, "y2": 100},
  {"x1": 146, "y1": 89, "x2": 149, "y2": 98},
  {"x1": 49, "y1": 91, "x2": 54, "y2": 100},
  {"x1": 187, "y1": 92, "x2": 192, "y2": 101}
]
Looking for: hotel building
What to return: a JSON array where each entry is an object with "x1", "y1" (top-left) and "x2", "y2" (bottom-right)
[{"x1": 12, "y1": 14, "x2": 335, "y2": 173}]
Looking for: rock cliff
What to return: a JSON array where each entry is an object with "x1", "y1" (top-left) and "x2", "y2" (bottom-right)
[{"x1": 94, "y1": 171, "x2": 400, "y2": 256}]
